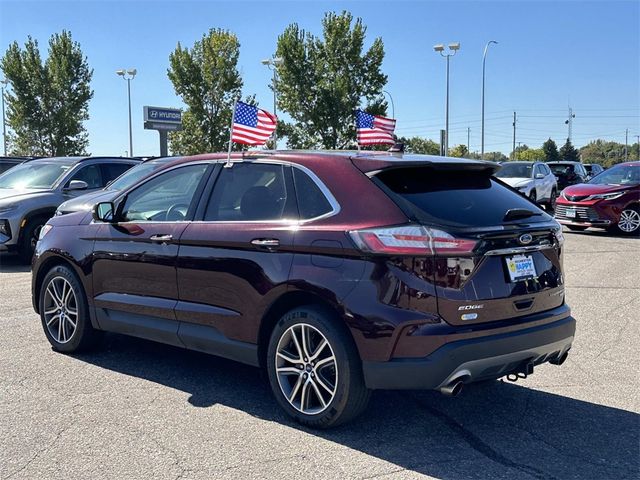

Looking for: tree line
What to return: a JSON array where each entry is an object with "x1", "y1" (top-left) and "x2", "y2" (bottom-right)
[{"x1": 1, "y1": 12, "x2": 637, "y2": 166}]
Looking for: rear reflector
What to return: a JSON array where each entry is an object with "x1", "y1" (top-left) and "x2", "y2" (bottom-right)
[{"x1": 349, "y1": 225, "x2": 477, "y2": 255}]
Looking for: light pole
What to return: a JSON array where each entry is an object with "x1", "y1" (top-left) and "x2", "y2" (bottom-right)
[
  {"x1": 116, "y1": 68, "x2": 137, "y2": 157},
  {"x1": 481, "y1": 40, "x2": 498, "y2": 159},
  {"x1": 434, "y1": 42, "x2": 460, "y2": 156},
  {"x1": 261, "y1": 57, "x2": 283, "y2": 149},
  {"x1": 383, "y1": 90, "x2": 395, "y2": 119},
  {"x1": 1, "y1": 79, "x2": 8, "y2": 156}
]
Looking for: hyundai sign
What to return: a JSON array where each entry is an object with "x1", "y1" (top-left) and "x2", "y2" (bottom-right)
[{"x1": 143, "y1": 106, "x2": 182, "y2": 131}]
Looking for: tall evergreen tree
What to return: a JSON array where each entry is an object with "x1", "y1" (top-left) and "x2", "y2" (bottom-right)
[
  {"x1": 542, "y1": 138, "x2": 560, "y2": 162},
  {"x1": 559, "y1": 138, "x2": 580, "y2": 162},
  {"x1": 1, "y1": 31, "x2": 93, "y2": 156}
]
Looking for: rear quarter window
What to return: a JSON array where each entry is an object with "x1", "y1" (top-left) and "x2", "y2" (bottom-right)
[{"x1": 374, "y1": 167, "x2": 552, "y2": 228}]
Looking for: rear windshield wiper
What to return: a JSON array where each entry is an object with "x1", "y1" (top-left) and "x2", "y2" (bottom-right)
[{"x1": 503, "y1": 208, "x2": 543, "y2": 221}]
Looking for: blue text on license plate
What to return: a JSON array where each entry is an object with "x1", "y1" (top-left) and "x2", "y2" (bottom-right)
[{"x1": 505, "y1": 254, "x2": 537, "y2": 282}]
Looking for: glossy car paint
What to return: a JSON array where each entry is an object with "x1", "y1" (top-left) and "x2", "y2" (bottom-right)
[
  {"x1": 555, "y1": 161, "x2": 640, "y2": 230},
  {"x1": 33, "y1": 151, "x2": 575, "y2": 392}
]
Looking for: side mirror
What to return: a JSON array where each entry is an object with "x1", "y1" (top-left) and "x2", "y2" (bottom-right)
[
  {"x1": 93, "y1": 202, "x2": 115, "y2": 222},
  {"x1": 66, "y1": 180, "x2": 89, "y2": 191},
  {"x1": 535, "y1": 173, "x2": 545, "y2": 179}
]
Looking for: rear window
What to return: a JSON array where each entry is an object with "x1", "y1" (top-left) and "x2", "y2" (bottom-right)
[{"x1": 374, "y1": 167, "x2": 551, "y2": 227}]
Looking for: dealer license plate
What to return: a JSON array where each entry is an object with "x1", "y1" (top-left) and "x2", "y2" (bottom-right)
[{"x1": 505, "y1": 254, "x2": 537, "y2": 282}]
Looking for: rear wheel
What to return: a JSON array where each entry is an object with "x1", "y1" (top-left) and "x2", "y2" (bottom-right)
[
  {"x1": 567, "y1": 225, "x2": 587, "y2": 231},
  {"x1": 266, "y1": 306, "x2": 370, "y2": 428},
  {"x1": 616, "y1": 207, "x2": 640, "y2": 235},
  {"x1": 39, "y1": 265, "x2": 101, "y2": 353}
]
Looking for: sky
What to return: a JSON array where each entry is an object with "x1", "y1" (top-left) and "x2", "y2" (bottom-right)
[{"x1": 0, "y1": 0, "x2": 639, "y2": 157}]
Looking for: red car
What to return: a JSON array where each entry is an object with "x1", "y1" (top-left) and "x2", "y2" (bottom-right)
[{"x1": 555, "y1": 161, "x2": 640, "y2": 235}]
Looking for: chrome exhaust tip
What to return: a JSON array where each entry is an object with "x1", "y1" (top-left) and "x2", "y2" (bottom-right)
[
  {"x1": 440, "y1": 380, "x2": 464, "y2": 397},
  {"x1": 550, "y1": 351, "x2": 568, "y2": 366}
]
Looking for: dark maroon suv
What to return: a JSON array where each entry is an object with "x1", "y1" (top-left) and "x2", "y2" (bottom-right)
[{"x1": 32, "y1": 151, "x2": 575, "y2": 428}]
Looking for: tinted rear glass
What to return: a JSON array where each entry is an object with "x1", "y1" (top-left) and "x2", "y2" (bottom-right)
[{"x1": 374, "y1": 167, "x2": 551, "y2": 227}]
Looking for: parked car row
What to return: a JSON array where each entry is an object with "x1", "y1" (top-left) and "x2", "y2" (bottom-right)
[{"x1": 0, "y1": 156, "x2": 140, "y2": 260}]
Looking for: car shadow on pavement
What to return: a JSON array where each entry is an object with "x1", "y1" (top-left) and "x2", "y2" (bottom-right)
[
  {"x1": 0, "y1": 253, "x2": 30, "y2": 273},
  {"x1": 73, "y1": 333, "x2": 638, "y2": 480}
]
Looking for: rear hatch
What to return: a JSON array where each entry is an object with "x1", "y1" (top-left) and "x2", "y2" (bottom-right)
[{"x1": 354, "y1": 160, "x2": 565, "y2": 327}]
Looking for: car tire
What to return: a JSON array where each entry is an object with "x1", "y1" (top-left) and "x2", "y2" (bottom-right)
[
  {"x1": 547, "y1": 189, "x2": 557, "y2": 212},
  {"x1": 39, "y1": 264, "x2": 102, "y2": 353},
  {"x1": 566, "y1": 225, "x2": 587, "y2": 231},
  {"x1": 529, "y1": 190, "x2": 537, "y2": 204},
  {"x1": 266, "y1": 306, "x2": 370, "y2": 428},
  {"x1": 18, "y1": 217, "x2": 47, "y2": 263},
  {"x1": 616, "y1": 206, "x2": 640, "y2": 235}
]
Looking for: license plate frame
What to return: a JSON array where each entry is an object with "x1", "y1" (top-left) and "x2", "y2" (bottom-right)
[
  {"x1": 505, "y1": 254, "x2": 537, "y2": 282},
  {"x1": 565, "y1": 208, "x2": 577, "y2": 218}
]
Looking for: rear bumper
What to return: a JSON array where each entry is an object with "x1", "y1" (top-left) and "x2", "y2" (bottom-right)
[{"x1": 362, "y1": 315, "x2": 575, "y2": 390}]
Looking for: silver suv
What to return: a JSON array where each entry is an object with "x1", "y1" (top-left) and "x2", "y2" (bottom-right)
[
  {"x1": 494, "y1": 161, "x2": 558, "y2": 209},
  {"x1": 0, "y1": 156, "x2": 139, "y2": 261}
]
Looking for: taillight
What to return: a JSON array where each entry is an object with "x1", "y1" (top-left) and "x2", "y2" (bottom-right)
[{"x1": 349, "y1": 225, "x2": 477, "y2": 255}]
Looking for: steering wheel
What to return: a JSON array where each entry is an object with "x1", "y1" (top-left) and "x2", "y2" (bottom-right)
[{"x1": 165, "y1": 203, "x2": 189, "y2": 221}]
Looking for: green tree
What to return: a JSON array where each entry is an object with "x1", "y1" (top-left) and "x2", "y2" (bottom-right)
[
  {"x1": 579, "y1": 139, "x2": 635, "y2": 168},
  {"x1": 167, "y1": 29, "x2": 255, "y2": 155},
  {"x1": 559, "y1": 138, "x2": 580, "y2": 162},
  {"x1": 449, "y1": 144, "x2": 469, "y2": 158},
  {"x1": 396, "y1": 136, "x2": 440, "y2": 155},
  {"x1": 518, "y1": 148, "x2": 545, "y2": 161},
  {"x1": 542, "y1": 138, "x2": 560, "y2": 162},
  {"x1": 275, "y1": 11, "x2": 387, "y2": 149},
  {"x1": 483, "y1": 151, "x2": 508, "y2": 162},
  {"x1": 1, "y1": 31, "x2": 93, "y2": 156}
]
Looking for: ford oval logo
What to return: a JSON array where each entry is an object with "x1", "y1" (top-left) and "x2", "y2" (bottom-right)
[{"x1": 519, "y1": 234, "x2": 533, "y2": 245}]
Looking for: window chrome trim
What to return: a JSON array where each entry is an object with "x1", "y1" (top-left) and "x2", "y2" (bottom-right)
[{"x1": 484, "y1": 244, "x2": 555, "y2": 256}]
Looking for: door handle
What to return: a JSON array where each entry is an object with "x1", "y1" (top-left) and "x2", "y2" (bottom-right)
[
  {"x1": 251, "y1": 238, "x2": 280, "y2": 249},
  {"x1": 150, "y1": 234, "x2": 173, "y2": 244}
]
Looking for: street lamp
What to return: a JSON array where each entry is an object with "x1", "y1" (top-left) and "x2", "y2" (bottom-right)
[
  {"x1": 116, "y1": 68, "x2": 137, "y2": 157},
  {"x1": 481, "y1": 40, "x2": 498, "y2": 160},
  {"x1": 434, "y1": 42, "x2": 460, "y2": 156},
  {"x1": 382, "y1": 90, "x2": 395, "y2": 119},
  {"x1": 1, "y1": 79, "x2": 8, "y2": 156},
  {"x1": 261, "y1": 57, "x2": 283, "y2": 149}
]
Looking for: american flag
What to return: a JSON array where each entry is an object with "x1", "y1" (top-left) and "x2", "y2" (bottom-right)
[
  {"x1": 231, "y1": 102, "x2": 278, "y2": 146},
  {"x1": 355, "y1": 110, "x2": 396, "y2": 146}
]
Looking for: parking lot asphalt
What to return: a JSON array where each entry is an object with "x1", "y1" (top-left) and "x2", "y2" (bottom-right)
[{"x1": 0, "y1": 229, "x2": 638, "y2": 480}]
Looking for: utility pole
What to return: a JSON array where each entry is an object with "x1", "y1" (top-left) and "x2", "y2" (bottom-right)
[
  {"x1": 467, "y1": 127, "x2": 470, "y2": 156},
  {"x1": 565, "y1": 107, "x2": 575, "y2": 142},
  {"x1": 624, "y1": 128, "x2": 628, "y2": 161},
  {"x1": 636, "y1": 135, "x2": 640, "y2": 160},
  {"x1": 512, "y1": 111, "x2": 517, "y2": 159}
]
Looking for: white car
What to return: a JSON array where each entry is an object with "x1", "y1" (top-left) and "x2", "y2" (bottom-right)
[{"x1": 495, "y1": 161, "x2": 558, "y2": 209}]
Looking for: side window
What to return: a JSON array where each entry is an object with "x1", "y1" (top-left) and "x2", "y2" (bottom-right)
[
  {"x1": 293, "y1": 168, "x2": 333, "y2": 220},
  {"x1": 204, "y1": 163, "x2": 293, "y2": 221},
  {"x1": 102, "y1": 163, "x2": 134, "y2": 184},
  {"x1": 540, "y1": 164, "x2": 550, "y2": 175},
  {"x1": 120, "y1": 164, "x2": 208, "y2": 222},
  {"x1": 533, "y1": 165, "x2": 542, "y2": 177},
  {"x1": 69, "y1": 164, "x2": 102, "y2": 189}
]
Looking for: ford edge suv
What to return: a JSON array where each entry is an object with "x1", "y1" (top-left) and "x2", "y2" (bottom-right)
[{"x1": 32, "y1": 151, "x2": 575, "y2": 428}]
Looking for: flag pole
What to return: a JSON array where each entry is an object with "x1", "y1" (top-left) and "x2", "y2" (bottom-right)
[
  {"x1": 355, "y1": 110, "x2": 361, "y2": 153},
  {"x1": 226, "y1": 99, "x2": 238, "y2": 168}
]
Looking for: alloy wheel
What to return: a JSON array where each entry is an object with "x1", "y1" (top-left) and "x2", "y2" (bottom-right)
[
  {"x1": 618, "y1": 209, "x2": 640, "y2": 233},
  {"x1": 275, "y1": 323, "x2": 338, "y2": 415},
  {"x1": 43, "y1": 276, "x2": 78, "y2": 344}
]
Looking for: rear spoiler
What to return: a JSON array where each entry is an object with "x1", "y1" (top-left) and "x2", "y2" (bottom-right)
[{"x1": 353, "y1": 158, "x2": 500, "y2": 177}]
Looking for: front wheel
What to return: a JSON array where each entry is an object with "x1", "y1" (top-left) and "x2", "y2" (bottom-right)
[
  {"x1": 616, "y1": 207, "x2": 640, "y2": 235},
  {"x1": 529, "y1": 190, "x2": 537, "y2": 204},
  {"x1": 547, "y1": 189, "x2": 557, "y2": 211},
  {"x1": 266, "y1": 306, "x2": 370, "y2": 428},
  {"x1": 39, "y1": 264, "x2": 101, "y2": 353},
  {"x1": 19, "y1": 217, "x2": 46, "y2": 263}
]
